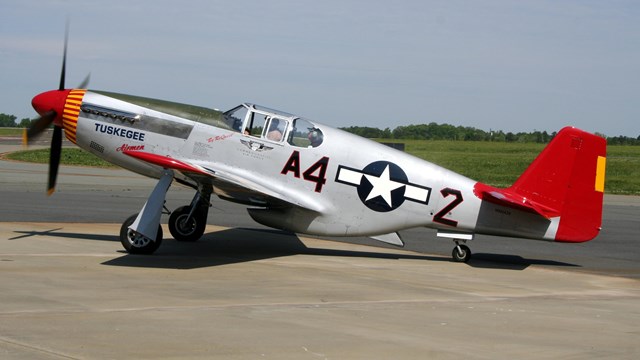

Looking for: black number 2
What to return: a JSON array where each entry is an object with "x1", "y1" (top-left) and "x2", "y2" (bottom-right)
[{"x1": 433, "y1": 188, "x2": 463, "y2": 227}]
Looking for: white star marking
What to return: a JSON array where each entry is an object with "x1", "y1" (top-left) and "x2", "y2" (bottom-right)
[{"x1": 364, "y1": 165, "x2": 405, "y2": 206}]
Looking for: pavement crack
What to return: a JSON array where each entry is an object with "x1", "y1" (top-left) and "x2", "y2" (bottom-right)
[{"x1": 0, "y1": 336, "x2": 80, "y2": 359}]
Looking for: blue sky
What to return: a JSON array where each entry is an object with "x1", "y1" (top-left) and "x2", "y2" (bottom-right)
[{"x1": 1, "y1": 0, "x2": 638, "y2": 136}]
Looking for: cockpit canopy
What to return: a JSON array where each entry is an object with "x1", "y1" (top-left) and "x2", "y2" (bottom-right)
[
  {"x1": 224, "y1": 103, "x2": 324, "y2": 148},
  {"x1": 86, "y1": 93, "x2": 323, "y2": 147}
]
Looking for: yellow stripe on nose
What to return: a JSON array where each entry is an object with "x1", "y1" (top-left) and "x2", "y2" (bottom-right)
[{"x1": 62, "y1": 89, "x2": 86, "y2": 144}]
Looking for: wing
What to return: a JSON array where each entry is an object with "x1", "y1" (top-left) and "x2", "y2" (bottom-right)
[{"x1": 123, "y1": 150, "x2": 324, "y2": 212}]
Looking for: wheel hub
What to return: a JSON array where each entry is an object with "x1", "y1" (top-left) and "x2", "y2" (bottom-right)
[
  {"x1": 127, "y1": 229, "x2": 152, "y2": 248},
  {"x1": 177, "y1": 215, "x2": 197, "y2": 235}
]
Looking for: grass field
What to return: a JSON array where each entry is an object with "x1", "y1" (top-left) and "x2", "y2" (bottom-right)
[
  {"x1": 5, "y1": 148, "x2": 115, "y2": 168},
  {"x1": 380, "y1": 139, "x2": 639, "y2": 195},
  {"x1": 0, "y1": 128, "x2": 23, "y2": 136},
  {"x1": 3, "y1": 140, "x2": 639, "y2": 194}
]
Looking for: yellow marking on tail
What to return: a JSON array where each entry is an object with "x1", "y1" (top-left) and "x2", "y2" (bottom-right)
[{"x1": 595, "y1": 156, "x2": 606, "y2": 192}]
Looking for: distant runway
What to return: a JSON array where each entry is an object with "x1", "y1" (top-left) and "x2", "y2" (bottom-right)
[{"x1": 2, "y1": 143, "x2": 640, "y2": 279}]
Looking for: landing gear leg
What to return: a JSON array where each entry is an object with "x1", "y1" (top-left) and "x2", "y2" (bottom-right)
[
  {"x1": 119, "y1": 169, "x2": 173, "y2": 254},
  {"x1": 168, "y1": 184, "x2": 212, "y2": 242}
]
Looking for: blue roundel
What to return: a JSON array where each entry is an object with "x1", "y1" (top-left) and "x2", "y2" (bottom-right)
[{"x1": 356, "y1": 161, "x2": 408, "y2": 212}]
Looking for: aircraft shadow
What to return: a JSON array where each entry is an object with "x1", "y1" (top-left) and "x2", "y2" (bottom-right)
[
  {"x1": 102, "y1": 227, "x2": 446, "y2": 270},
  {"x1": 9, "y1": 228, "x2": 118, "y2": 242},
  {"x1": 467, "y1": 253, "x2": 579, "y2": 271},
  {"x1": 9, "y1": 226, "x2": 580, "y2": 271}
]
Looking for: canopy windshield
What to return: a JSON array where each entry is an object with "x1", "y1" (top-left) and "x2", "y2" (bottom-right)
[{"x1": 223, "y1": 103, "x2": 324, "y2": 147}]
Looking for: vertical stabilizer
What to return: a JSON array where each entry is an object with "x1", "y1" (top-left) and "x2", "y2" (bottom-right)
[{"x1": 508, "y1": 127, "x2": 606, "y2": 242}]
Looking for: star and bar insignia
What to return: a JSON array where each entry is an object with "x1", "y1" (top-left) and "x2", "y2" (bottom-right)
[{"x1": 335, "y1": 161, "x2": 431, "y2": 212}]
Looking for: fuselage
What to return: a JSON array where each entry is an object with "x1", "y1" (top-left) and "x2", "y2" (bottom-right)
[{"x1": 64, "y1": 90, "x2": 485, "y2": 237}]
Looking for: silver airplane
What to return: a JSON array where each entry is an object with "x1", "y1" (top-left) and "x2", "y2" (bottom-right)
[{"x1": 24, "y1": 34, "x2": 607, "y2": 263}]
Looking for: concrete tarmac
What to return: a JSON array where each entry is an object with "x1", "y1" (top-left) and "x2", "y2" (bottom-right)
[
  {"x1": 1, "y1": 222, "x2": 639, "y2": 359},
  {"x1": 1, "y1": 143, "x2": 640, "y2": 358}
]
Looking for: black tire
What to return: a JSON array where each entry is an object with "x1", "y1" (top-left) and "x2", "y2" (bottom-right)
[
  {"x1": 168, "y1": 206, "x2": 206, "y2": 242},
  {"x1": 452, "y1": 244, "x2": 471, "y2": 263},
  {"x1": 119, "y1": 213, "x2": 163, "y2": 254}
]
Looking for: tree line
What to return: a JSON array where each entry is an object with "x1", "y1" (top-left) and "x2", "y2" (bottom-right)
[
  {"x1": 3, "y1": 112, "x2": 638, "y2": 145},
  {"x1": 340, "y1": 123, "x2": 640, "y2": 145},
  {"x1": 0, "y1": 113, "x2": 38, "y2": 128}
]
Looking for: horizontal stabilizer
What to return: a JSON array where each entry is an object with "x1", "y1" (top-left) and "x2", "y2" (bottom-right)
[{"x1": 474, "y1": 183, "x2": 561, "y2": 219}]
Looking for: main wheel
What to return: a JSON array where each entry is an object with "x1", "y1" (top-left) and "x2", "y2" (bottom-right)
[
  {"x1": 120, "y1": 213, "x2": 163, "y2": 254},
  {"x1": 168, "y1": 206, "x2": 206, "y2": 242},
  {"x1": 452, "y1": 244, "x2": 471, "y2": 263}
]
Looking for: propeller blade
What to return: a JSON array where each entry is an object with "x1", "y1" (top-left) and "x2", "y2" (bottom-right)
[
  {"x1": 47, "y1": 126, "x2": 63, "y2": 195},
  {"x1": 30, "y1": 22, "x2": 73, "y2": 194},
  {"x1": 23, "y1": 110, "x2": 56, "y2": 145},
  {"x1": 59, "y1": 22, "x2": 69, "y2": 91},
  {"x1": 77, "y1": 73, "x2": 91, "y2": 89}
]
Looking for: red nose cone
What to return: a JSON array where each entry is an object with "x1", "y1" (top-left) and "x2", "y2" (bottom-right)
[{"x1": 32, "y1": 89, "x2": 71, "y2": 126}]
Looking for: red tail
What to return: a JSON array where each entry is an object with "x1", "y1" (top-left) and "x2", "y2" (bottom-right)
[
  {"x1": 474, "y1": 127, "x2": 606, "y2": 242},
  {"x1": 509, "y1": 127, "x2": 607, "y2": 242}
]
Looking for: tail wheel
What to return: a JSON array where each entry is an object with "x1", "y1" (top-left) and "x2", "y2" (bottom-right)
[
  {"x1": 452, "y1": 244, "x2": 471, "y2": 263},
  {"x1": 119, "y1": 213, "x2": 163, "y2": 254},
  {"x1": 168, "y1": 206, "x2": 206, "y2": 242}
]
